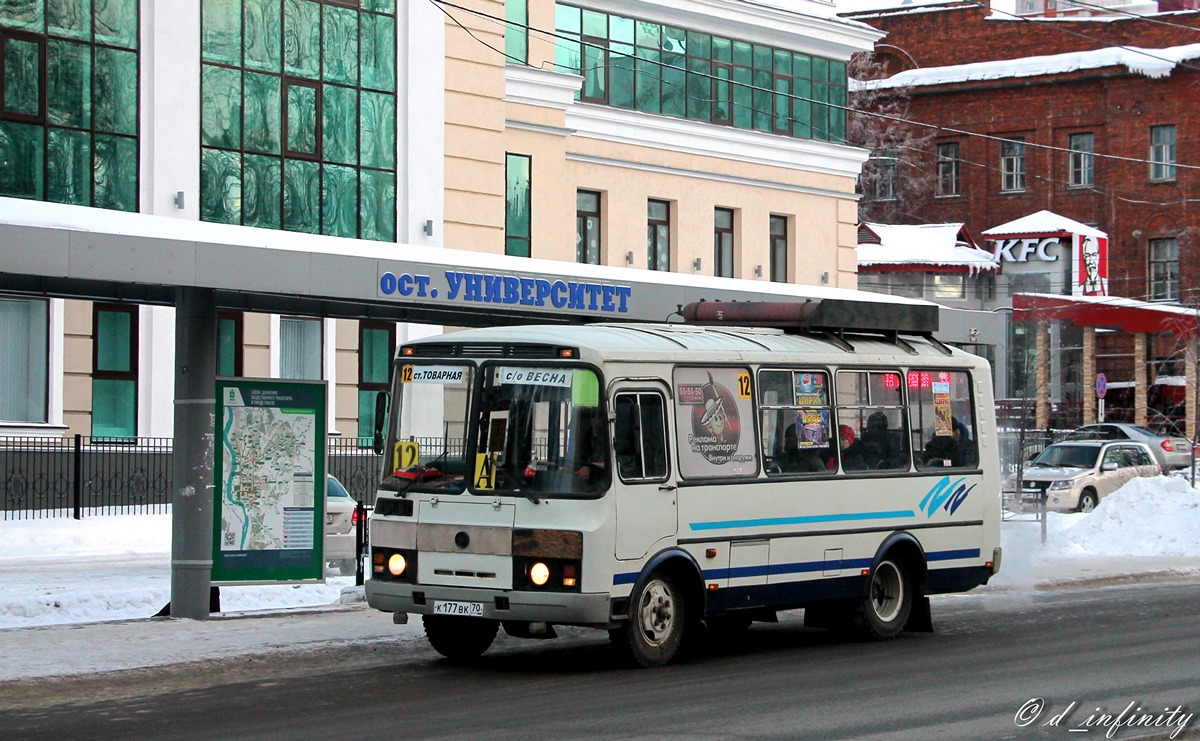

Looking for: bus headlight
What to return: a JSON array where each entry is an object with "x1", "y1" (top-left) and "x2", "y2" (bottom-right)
[
  {"x1": 388, "y1": 552, "x2": 407, "y2": 577},
  {"x1": 373, "y1": 548, "x2": 416, "y2": 582},
  {"x1": 529, "y1": 561, "x2": 550, "y2": 586}
]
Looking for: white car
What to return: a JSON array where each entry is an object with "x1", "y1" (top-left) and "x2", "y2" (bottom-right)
[
  {"x1": 1020, "y1": 440, "x2": 1160, "y2": 513},
  {"x1": 325, "y1": 475, "x2": 362, "y2": 575}
]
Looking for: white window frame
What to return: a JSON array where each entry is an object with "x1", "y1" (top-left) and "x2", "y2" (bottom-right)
[
  {"x1": 1000, "y1": 138, "x2": 1026, "y2": 193},
  {"x1": 1068, "y1": 132, "x2": 1094, "y2": 187},
  {"x1": 1150, "y1": 125, "x2": 1176, "y2": 182},
  {"x1": 936, "y1": 142, "x2": 960, "y2": 197}
]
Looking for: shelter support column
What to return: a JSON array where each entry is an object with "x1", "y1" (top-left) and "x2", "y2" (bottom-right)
[
  {"x1": 1036, "y1": 321, "x2": 1050, "y2": 430},
  {"x1": 1082, "y1": 327, "x2": 1096, "y2": 425},
  {"x1": 1188, "y1": 340, "x2": 1198, "y2": 442},
  {"x1": 170, "y1": 287, "x2": 217, "y2": 620},
  {"x1": 1134, "y1": 334, "x2": 1148, "y2": 427}
]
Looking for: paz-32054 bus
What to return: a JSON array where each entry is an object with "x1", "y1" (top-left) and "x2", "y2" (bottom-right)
[{"x1": 365, "y1": 300, "x2": 1002, "y2": 667}]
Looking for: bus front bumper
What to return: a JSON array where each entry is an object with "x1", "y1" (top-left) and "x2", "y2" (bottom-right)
[{"x1": 365, "y1": 580, "x2": 614, "y2": 627}]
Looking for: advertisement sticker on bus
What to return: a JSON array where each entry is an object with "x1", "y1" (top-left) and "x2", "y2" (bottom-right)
[
  {"x1": 793, "y1": 372, "x2": 828, "y2": 406},
  {"x1": 797, "y1": 409, "x2": 831, "y2": 449},
  {"x1": 674, "y1": 367, "x2": 758, "y2": 477}
]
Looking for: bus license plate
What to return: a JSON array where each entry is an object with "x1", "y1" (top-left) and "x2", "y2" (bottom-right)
[{"x1": 433, "y1": 600, "x2": 485, "y2": 617}]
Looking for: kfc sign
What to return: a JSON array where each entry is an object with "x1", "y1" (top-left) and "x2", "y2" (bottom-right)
[
  {"x1": 1074, "y1": 234, "x2": 1108, "y2": 297},
  {"x1": 991, "y1": 238, "x2": 1061, "y2": 263}
]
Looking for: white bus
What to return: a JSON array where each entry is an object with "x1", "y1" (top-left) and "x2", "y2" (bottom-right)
[{"x1": 365, "y1": 300, "x2": 1002, "y2": 667}]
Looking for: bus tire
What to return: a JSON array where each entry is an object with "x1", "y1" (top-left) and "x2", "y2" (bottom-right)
[
  {"x1": 612, "y1": 570, "x2": 686, "y2": 668},
  {"x1": 855, "y1": 557, "x2": 912, "y2": 640},
  {"x1": 423, "y1": 615, "x2": 499, "y2": 661}
]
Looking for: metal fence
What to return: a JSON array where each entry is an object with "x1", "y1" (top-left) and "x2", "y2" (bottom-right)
[{"x1": 1, "y1": 435, "x2": 383, "y2": 520}]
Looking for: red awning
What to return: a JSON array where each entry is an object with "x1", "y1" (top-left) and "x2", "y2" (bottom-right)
[{"x1": 1013, "y1": 293, "x2": 1200, "y2": 338}]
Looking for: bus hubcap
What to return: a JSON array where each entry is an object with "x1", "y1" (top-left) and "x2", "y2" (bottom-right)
[{"x1": 639, "y1": 580, "x2": 674, "y2": 645}]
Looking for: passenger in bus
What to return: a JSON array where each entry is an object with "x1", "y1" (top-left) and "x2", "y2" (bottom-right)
[
  {"x1": 922, "y1": 419, "x2": 964, "y2": 468},
  {"x1": 572, "y1": 408, "x2": 609, "y2": 484},
  {"x1": 779, "y1": 424, "x2": 826, "y2": 473},
  {"x1": 835, "y1": 424, "x2": 868, "y2": 472},
  {"x1": 859, "y1": 411, "x2": 901, "y2": 469},
  {"x1": 614, "y1": 410, "x2": 642, "y2": 479}
]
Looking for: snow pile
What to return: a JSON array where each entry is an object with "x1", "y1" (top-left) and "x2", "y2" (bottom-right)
[
  {"x1": 0, "y1": 509, "x2": 171, "y2": 560},
  {"x1": 1044, "y1": 476, "x2": 1200, "y2": 558},
  {"x1": 0, "y1": 509, "x2": 358, "y2": 629}
]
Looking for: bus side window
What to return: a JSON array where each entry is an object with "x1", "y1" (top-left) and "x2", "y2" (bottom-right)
[
  {"x1": 614, "y1": 392, "x2": 668, "y2": 482},
  {"x1": 908, "y1": 370, "x2": 977, "y2": 470},
  {"x1": 835, "y1": 370, "x2": 910, "y2": 472},
  {"x1": 759, "y1": 369, "x2": 833, "y2": 476}
]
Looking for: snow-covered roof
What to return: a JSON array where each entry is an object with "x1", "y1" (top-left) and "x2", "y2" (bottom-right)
[
  {"x1": 982, "y1": 210, "x2": 1107, "y2": 238},
  {"x1": 851, "y1": 42, "x2": 1200, "y2": 91},
  {"x1": 857, "y1": 222, "x2": 1001, "y2": 273}
]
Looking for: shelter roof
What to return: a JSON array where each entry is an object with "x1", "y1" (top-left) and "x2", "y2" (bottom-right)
[{"x1": 1013, "y1": 292, "x2": 1200, "y2": 337}]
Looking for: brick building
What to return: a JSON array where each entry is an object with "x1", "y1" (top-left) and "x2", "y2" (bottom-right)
[{"x1": 845, "y1": 2, "x2": 1200, "y2": 432}]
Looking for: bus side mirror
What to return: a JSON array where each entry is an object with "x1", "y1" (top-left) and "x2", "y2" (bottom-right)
[{"x1": 372, "y1": 390, "x2": 390, "y2": 456}]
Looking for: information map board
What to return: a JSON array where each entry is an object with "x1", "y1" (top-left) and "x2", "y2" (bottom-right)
[{"x1": 212, "y1": 378, "x2": 327, "y2": 584}]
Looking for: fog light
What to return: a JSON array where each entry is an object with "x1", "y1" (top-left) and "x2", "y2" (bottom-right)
[
  {"x1": 388, "y1": 552, "x2": 407, "y2": 577},
  {"x1": 530, "y1": 561, "x2": 550, "y2": 586}
]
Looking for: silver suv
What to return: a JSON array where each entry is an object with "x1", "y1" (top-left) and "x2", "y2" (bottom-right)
[{"x1": 1020, "y1": 440, "x2": 1161, "y2": 513}]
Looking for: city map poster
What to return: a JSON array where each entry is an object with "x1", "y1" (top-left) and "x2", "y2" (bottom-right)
[{"x1": 212, "y1": 378, "x2": 327, "y2": 585}]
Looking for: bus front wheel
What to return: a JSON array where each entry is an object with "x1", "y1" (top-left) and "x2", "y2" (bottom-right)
[
  {"x1": 612, "y1": 571, "x2": 686, "y2": 668},
  {"x1": 423, "y1": 615, "x2": 499, "y2": 661},
  {"x1": 856, "y1": 557, "x2": 912, "y2": 640}
]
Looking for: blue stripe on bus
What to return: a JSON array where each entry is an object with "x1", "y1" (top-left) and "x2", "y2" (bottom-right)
[
  {"x1": 611, "y1": 548, "x2": 981, "y2": 585},
  {"x1": 688, "y1": 510, "x2": 916, "y2": 531},
  {"x1": 927, "y1": 548, "x2": 981, "y2": 562}
]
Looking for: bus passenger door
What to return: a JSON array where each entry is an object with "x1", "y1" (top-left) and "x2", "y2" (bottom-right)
[{"x1": 612, "y1": 387, "x2": 678, "y2": 561}]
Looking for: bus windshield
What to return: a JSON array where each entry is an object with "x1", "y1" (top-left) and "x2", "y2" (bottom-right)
[
  {"x1": 383, "y1": 363, "x2": 473, "y2": 492},
  {"x1": 472, "y1": 365, "x2": 609, "y2": 498}
]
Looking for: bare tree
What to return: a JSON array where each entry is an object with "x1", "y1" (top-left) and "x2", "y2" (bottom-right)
[{"x1": 848, "y1": 53, "x2": 936, "y2": 225}]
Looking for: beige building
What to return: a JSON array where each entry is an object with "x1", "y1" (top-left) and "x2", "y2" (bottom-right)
[{"x1": 444, "y1": 0, "x2": 876, "y2": 286}]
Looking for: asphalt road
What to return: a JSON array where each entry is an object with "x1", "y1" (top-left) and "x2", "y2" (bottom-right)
[{"x1": 3, "y1": 581, "x2": 1200, "y2": 740}]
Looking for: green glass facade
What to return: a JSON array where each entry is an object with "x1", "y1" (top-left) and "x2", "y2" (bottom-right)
[
  {"x1": 92, "y1": 304, "x2": 137, "y2": 437},
  {"x1": 505, "y1": 0, "x2": 526, "y2": 64},
  {"x1": 0, "y1": 0, "x2": 139, "y2": 209},
  {"x1": 357, "y1": 322, "x2": 391, "y2": 440},
  {"x1": 505, "y1": 153, "x2": 531, "y2": 257},
  {"x1": 554, "y1": 4, "x2": 847, "y2": 143},
  {"x1": 200, "y1": 0, "x2": 397, "y2": 241}
]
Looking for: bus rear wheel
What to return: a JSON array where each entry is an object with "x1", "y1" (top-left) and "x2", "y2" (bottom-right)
[
  {"x1": 423, "y1": 615, "x2": 499, "y2": 661},
  {"x1": 855, "y1": 557, "x2": 912, "y2": 640},
  {"x1": 612, "y1": 571, "x2": 685, "y2": 668}
]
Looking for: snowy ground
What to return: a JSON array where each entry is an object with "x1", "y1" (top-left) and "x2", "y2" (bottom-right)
[{"x1": 1, "y1": 476, "x2": 1198, "y2": 681}]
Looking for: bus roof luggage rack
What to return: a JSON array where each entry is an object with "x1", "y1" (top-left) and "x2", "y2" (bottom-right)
[{"x1": 680, "y1": 299, "x2": 939, "y2": 336}]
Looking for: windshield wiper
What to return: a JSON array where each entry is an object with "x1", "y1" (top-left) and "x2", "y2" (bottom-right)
[
  {"x1": 391, "y1": 449, "x2": 450, "y2": 499},
  {"x1": 512, "y1": 487, "x2": 541, "y2": 505}
]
